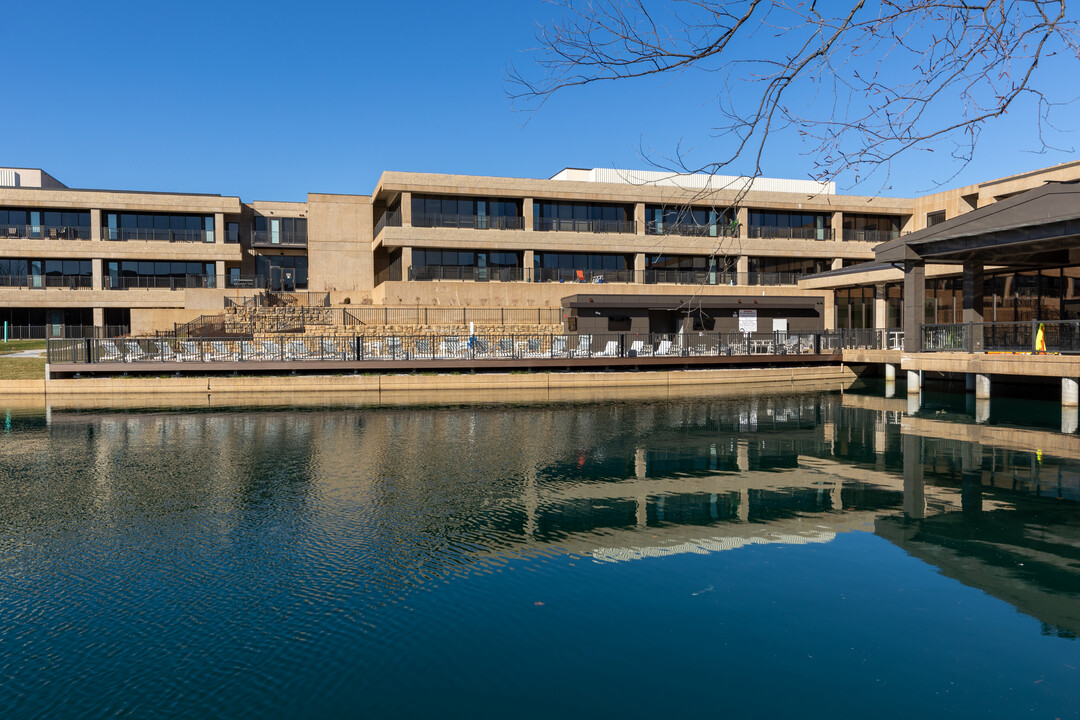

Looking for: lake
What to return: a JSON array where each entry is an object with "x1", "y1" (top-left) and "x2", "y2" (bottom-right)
[{"x1": 1, "y1": 387, "x2": 1078, "y2": 718}]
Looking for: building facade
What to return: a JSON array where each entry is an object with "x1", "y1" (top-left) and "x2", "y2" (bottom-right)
[{"x1": 3, "y1": 161, "x2": 1078, "y2": 336}]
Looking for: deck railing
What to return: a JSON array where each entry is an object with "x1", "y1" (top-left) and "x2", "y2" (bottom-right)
[
  {"x1": 2, "y1": 325, "x2": 128, "y2": 340},
  {"x1": 534, "y1": 217, "x2": 638, "y2": 234},
  {"x1": 0, "y1": 275, "x2": 94, "y2": 289},
  {"x1": 1, "y1": 224, "x2": 93, "y2": 240},
  {"x1": 48, "y1": 330, "x2": 841, "y2": 365},
  {"x1": 836, "y1": 328, "x2": 905, "y2": 350},
  {"x1": 921, "y1": 320, "x2": 1080, "y2": 353}
]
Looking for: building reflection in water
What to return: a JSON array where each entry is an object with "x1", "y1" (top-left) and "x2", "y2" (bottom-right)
[{"x1": 5, "y1": 388, "x2": 1080, "y2": 637}]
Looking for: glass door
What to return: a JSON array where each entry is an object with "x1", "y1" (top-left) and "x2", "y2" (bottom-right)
[{"x1": 270, "y1": 219, "x2": 280, "y2": 245}]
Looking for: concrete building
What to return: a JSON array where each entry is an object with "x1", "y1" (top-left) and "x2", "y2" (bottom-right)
[{"x1": 4, "y1": 161, "x2": 1079, "y2": 337}]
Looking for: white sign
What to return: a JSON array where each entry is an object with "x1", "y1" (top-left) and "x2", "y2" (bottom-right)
[{"x1": 738, "y1": 309, "x2": 758, "y2": 333}]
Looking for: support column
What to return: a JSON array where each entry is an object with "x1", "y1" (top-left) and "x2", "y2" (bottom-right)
[
  {"x1": 962, "y1": 261, "x2": 984, "y2": 351},
  {"x1": 634, "y1": 202, "x2": 645, "y2": 236},
  {"x1": 902, "y1": 433, "x2": 925, "y2": 520},
  {"x1": 907, "y1": 391, "x2": 922, "y2": 415},
  {"x1": 874, "y1": 283, "x2": 887, "y2": 329},
  {"x1": 90, "y1": 208, "x2": 102, "y2": 242},
  {"x1": 92, "y1": 307, "x2": 104, "y2": 326},
  {"x1": 91, "y1": 257, "x2": 103, "y2": 291},
  {"x1": 736, "y1": 255, "x2": 749, "y2": 285},
  {"x1": 401, "y1": 246, "x2": 413, "y2": 281},
  {"x1": 831, "y1": 211, "x2": 842, "y2": 242},
  {"x1": 523, "y1": 197, "x2": 534, "y2": 231},
  {"x1": 975, "y1": 373, "x2": 990, "y2": 399},
  {"x1": 736, "y1": 207, "x2": 748, "y2": 240},
  {"x1": 213, "y1": 212, "x2": 225, "y2": 244},
  {"x1": 400, "y1": 192, "x2": 412, "y2": 227},
  {"x1": 523, "y1": 249, "x2": 534, "y2": 282},
  {"x1": 736, "y1": 439, "x2": 749, "y2": 472},
  {"x1": 907, "y1": 369, "x2": 921, "y2": 393},
  {"x1": 831, "y1": 258, "x2": 843, "y2": 271},
  {"x1": 975, "y1": 397, "x2": 990, "y2": 423},
  {"x1": 903, "y1": 261, "x2": 926, "y2": 352},
  {"x1": 1063, "y1": 406, "x2": 1078, "y2": 434},
  {"x1": 215, "y1": 260, "x2": 226, "y2": 287},
  {"x1": 885, "y1": 364, "x2": 896, "y2": 382},
  {"x1": 1063, "y1": 377, "x2": 1079, "y2": 407},
  {"x1": 634, "y1": 253, "x2": 646, "y2": 284}
]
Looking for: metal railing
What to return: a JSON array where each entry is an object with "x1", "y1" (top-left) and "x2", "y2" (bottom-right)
[
  {"x1": 48, "y1": 330, "x2": 841, "y2": 365},
  {"x1": 251, "y1": 230, "x2": 308, "y2": 246},
  {"x1": 101, "y1": 227, "x2": 214, "y2": 243},
  {"x1": 1, "y1": 224, "x2": 92, "y2": 240},
  {"x1": 412, "y1": 213, "x2": 524, "y2": 230},
  {"x1": 374, "y1": 209, "x2": 403, "y2": 236},
  {"x1": 2, "y1": 324, "x2": 128, "y2": 340},
  {"x1": 644, "y1": 221, "x2": 738, "y2": 237},
  {"x1": 342, "y1": 307, "x2": 562, "y2": 326},
  {"x1": 748, "y1": 226, "x2": 833, "y2": 241},
  {"x1": 921, "y1": 320, "x2": 1080, "y2": 353},
  {"x1": 841, "y1": 229, "x2": 901, "y2": 243},
  {"x1": 409, "y1": 266, "x2": 526, "y2": 282},
  {"x1": 534, "y1": 217, "x2": 638, "y2": 234},
  {"x1": 533, "y1": 268, "x2": 635, "y2": 283},
  {"x1": 835, "y1": 328, "x2": 905, "y2": 350},
  {"x1": 643, "y1": 270, "x2": 801, "y2": 286},
  {"x1": 0, "y1": 275, "x2": 94, "y2": 289}
]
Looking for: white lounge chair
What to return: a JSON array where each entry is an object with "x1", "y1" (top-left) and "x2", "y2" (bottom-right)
[
  {"x1": 178, "y1": 340, "x2": 202, "y2": 362},
  {"x1": 496, "y1": 338, "x2": 515, "y2": 358},
  {"x1": 320, "y1": 338, "x2": 344, "y2": 360},
  {"x1": 209, "y1": 341, "x2": 237, "y2": 361},
  {"x1": 153, "y1": 340, "x2": 178, "y2": 361},
  {"x1": 572, "y1": 334, "x2": 592, "y2": 357},
  {"x1": 99, "y1": 340, "x2": 123, "y2": 362},
  {"x1": 285, "y1": 340, "x2": 311, "y2": 360},
  {"x1": 524, "y1": 337, "x2": 543, "y2": 357},
  {"x1": 414, "y1": 338, "x2": 434, "y2": 358},
  {"x1": 123, "y1": 340, "x2": 150, "y2": 361},
  {"x1": 238, "y1": 341, "x2": 265, "y2": 360},
  {"x1": 439, "y1": 337, "x2": 464, "y2": 359},
  {"x1": 596, "y1": 340, "x2": 619, "y2": 357},
  {"x1": 550, "y1": 336, "x2": 568, "y2": 357},
  {"x1": 655, "y1": 339, "x2": 673, "y2": 356}
]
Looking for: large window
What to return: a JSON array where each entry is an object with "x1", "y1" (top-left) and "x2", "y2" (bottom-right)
[
  {"x1": 534, "y1": 252, "x2": 632, "y2": 282},
  {"x1": 253, "y1": 216, "x2": 307, "y2": 245},
  {"x1": 645, "y1": 254, "x2": 737, "y2": 284},
  {"x1": 0, "y1": 208, "x2": 91, "y2": 239},
  {"x1": 748, "y1": 210, "x2": 830, "y2": 240},
  {"x1": 0, "y1": 258, "x2": 92, "y2": 288},
  {"x1": 104, "y1": 260, "x2": 215, "y2": 289},
  {"x1": 747, "y1": 257, "x2": 828, "y2": 285},
  {"x1": 842, "y1": 214, "x2": 901, "y2": 242},
  {"x1": 534, "y1": 201, "x2": 634, "y2": 233},
  {"x1": 104, "y1": 212, "x2": 214, "y2": 243},
  {"x1": 835, "y1": 287, "x2": 875, "y2": 329},
  {"x1": 411, "y1": 195, "x2": 522, "y2": 230},
  {"x1": 410, "y1": 249, "x2": 521, "y2": 281},
  {"x1": 645, "y1": 206, "x2": 734, "y2": 236},
  {"x1": 256, "y1": 255, "x2": 308, "y2": 291}
]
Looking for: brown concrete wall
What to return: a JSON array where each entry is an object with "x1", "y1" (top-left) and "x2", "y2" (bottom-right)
[
  {"x1": 130, "y1": 307, "x2": 207, "y2": 334},
  {"x1": 308, "y1": 193, "x2": 372, "y2": 295}
]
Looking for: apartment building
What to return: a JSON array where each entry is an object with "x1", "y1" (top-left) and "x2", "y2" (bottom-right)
[{"x1": 3, "y1": 161, "x2": 1077, "y2": 336}]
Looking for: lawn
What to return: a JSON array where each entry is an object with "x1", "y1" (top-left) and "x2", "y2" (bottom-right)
[
  {"x1": 0, "y1": 358, "x2": 46, "y2": 380},
  {"x1": 0, "y1": 339, "x2": 47, "y2": 355}
]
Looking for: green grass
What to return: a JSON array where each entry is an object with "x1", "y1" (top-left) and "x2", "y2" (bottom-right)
[
  {"x1": 0, "y1": 340, "x2": 47, "y2": 355},
  {"x1": 0, "y1": 358, "x2": 46, "y2": 379}
]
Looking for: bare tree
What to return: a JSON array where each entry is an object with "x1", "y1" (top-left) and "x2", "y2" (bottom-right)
[{"x1": 508, "y1": 0, "x2": 1079, "y2": 188}]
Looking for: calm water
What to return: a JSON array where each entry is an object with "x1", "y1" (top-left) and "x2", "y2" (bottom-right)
[{"x1": 1, "y1": 390, "x2": 1079, "y2": 719}]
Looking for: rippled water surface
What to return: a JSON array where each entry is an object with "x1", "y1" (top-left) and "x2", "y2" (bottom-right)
[{"x1": 1, "y1": 391, "x2": 1079, "y2": 719}]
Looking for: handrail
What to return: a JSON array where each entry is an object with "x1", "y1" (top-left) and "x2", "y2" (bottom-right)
[
  {"x1": 251, "y1": 230, "x2": 308, "y2": 246},
  {"x1": 101, "y1": 227, "x2": 213, "y2": 243},
  {"x1": 0, "y1": 224, "x2": 93, "y2": 240},
  {"x1": 921, "y1": 320, "x2": 1080, "y2": 353},
  {"x1": 412, "y1": 212, "x2": 524, "y2": 230},
  {"x1": 0, "y1": 274, "x2": 94, "y2": 289},
  {"x1": 534, "y1": 217, "x2": 638, "y2": 234},
  {"x1": 747, "y1": 226, "x2": 833, "y2": 241}
]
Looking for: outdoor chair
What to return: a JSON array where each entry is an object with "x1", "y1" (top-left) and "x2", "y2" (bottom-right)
[
  {"x1": 439, "y1": 337, "x2": 463, "y2": 359},
  {"x1": 208, "y1": 341, "x2": 237, "y2": 361},
  {"x1": 550, "y1": 335, "x2": 568, "y2": 357},
  {"x1": 472, "y1": 338, "x2": 490, "y2": 357},
  {"x1": 363, "y1": 340, "x2": 383, "y2": 359},
  {"x1": 596, "y1": 340, "x2": 619, "y2": 357},
  {"x1": 525, "y1": 337, "x2": 543, "y2": 356},
  {"x1": 178, "y1": 340, "x2": 202, "y2": 362},
  {"x1": 386, "y1": 336, "x2": 403, "y2": 358},
  {"x1": 99, "y1": 340, "x2": 123, "y2": 362},
  {"x1": 238, "y1": 341, "x2": 264, "y2": 360},
  {"x1": 655, "y1": 339, "x2": 673, "y2": 356},
  {"x1": 572, "y1": 334, "x2": 592, "y2": 357},
  {"x1": 153, "y1": 340, "x2": 178, "y2": 361},
  {"x1": 320, "y1": 338, "x2": 344, "y2": 360},
  {"x1": 123, "y1": 340, "x2": 150, "y2": 361},
  {"x1": 285, "y1": 340, "x2": 311, "y2": 360},
  {"x1": 414, "y1": 338, "x2": 434, "y2": 358},
  {"x1": 496, "y1": 338, "x2": 515, "y2": 358},
  {"x1": 259, "y1": 340, "x2": 281, "y2": 360}
]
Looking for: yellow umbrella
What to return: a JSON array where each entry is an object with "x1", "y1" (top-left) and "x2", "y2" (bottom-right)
[{"x1": 1036, "y1": 323, "x2": 1047, "y2": 353}]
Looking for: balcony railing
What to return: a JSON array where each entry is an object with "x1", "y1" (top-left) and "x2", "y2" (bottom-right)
[
  {"x1": 835, "y1": 328, "x2": 905, "y2": 350},
  {"x1": 1, "y1": 224, "x2": 93, "y2": 240},
  {"x1": 748, "y1": 226, "x2": 833, "y2": 241},
  {"x1": 841, "y1": 229, "x2": 901, "y2": 243},
  {"x1": 0, "y1": 274, "x2": 94, "y2": 289},
  {"x1": 374, "y1": 209, "x2": 403, "y2": 236},
  {"x1": 409, "y1": 266, "x2": 526, "y2": 282},
  {"x1": 644, "y1": 221, "x2": 738, "y2": 237},
  {"x1": 412, "y1": 212, "x2": 524, "y2": 230},
  {"x1": 921, "y1": 320, "x2": 1080, "y2": 353},
  {"x1": 535, "y1": 217, "x2": 637, "y2": 234},
  {"x1": 533, "y1": 268, "x2": 635, "y2": 283},
  {"x1": 2, "y1": 325, "x2": 129, "y2": 340},
  {"x1": 101, "y1": 228, "x2": 214, "y2": 243},
  {"x1": 251, "y1": 230, "x2": 308, "y2": 247},
  {"x1": 104, "y1": 274, "x2": 265, "y2": 290}
]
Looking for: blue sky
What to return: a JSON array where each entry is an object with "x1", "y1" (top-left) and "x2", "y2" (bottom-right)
[{"x1": 6, "y1": 0, "x2": 1077, "y2": 201}]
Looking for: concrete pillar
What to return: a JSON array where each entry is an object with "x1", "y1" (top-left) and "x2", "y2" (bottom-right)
[
  {"x1": 885, "y1": 381, "x2": 896, "y2": 399},
  {"x1": 1063, "y1": 377, "x2": 1079, "y2": 407},
  {"x1": 215, "y1": 260, "x2": 226, "y2": 288},
  {"x1": 902, "y1": 433, "x2": 925, "y2": 520},
  {"x1": 213, "y1": 212, "x2": 225, "y2": 244},
  {"x1": 831, "y1": 211, "x2": 842, "y2": 242},
  {"x1": 885, "y1": 363, "x2": 896, "y2": 382},
  {"x1": 736, "y1": 207, "x2": 748, "y2": 239},
  {"x1": 400, "y1": 192, "x2": 412, "y2": 226},
  {"x1": 975, "y1": 397, "x2": 990, "y2": 423},
  {"x1": 975, "y1": 373, "x2": 990, "y2": 400},
  {"x1": 92, "y1": 307, "x2": 104, "y2": 326},
  {"x1": 903, "y1": 261, "x2": 926, "y2": 352},
  {"x1": 907, "y1": 369, "x2": 921, "y2": 393},
  {"x1": 401, "y1": 246, "x2": 413, "y2": 281},
  {"x1": 874, "y1": 283, "x2": 887, "y2": 329},
  {"x1": 736, "y1": 255, "x2": 749, "y2": 284},
  {"x1": 962, "y1": 261, "x2": 984, "y2": 351},
  {"x1": 523, "y1": 249, "x2": 534, "y2": 281},
  {"x1": 90, "y1": 208, "x2": 102, "y2": 241},
  {"x1": 634, "y1": 202, "x2": 645, "y2": 236},
  {"x1": 1063, "y1": 406, "x2": 1078, "y2": 434},
  {"x1": 634, "y1": 253, "x2": 646, "y2": 284},
  {"x1": 523, "y1": 197, "x2": 534, "y2": 231},
  {"x1": 831, "y1": 258, "x2": 843, "y2": 271},
  {"x1": 736, "y1": 439, "x2": 749, "y2": 472},
  {"x1": 91, "y1": 257, "x2": 103, "y2": 290},
  {"x1": 907, "y1": 392, "x2": 921, "y2": 415},
  {"x1": 823, "y1": 291, "x2": 835, "y2": 331}
]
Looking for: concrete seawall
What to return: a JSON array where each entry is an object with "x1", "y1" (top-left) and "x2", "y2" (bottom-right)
[{"x1": 5, "y1": 366, "x2": 856, "y2": 407}]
